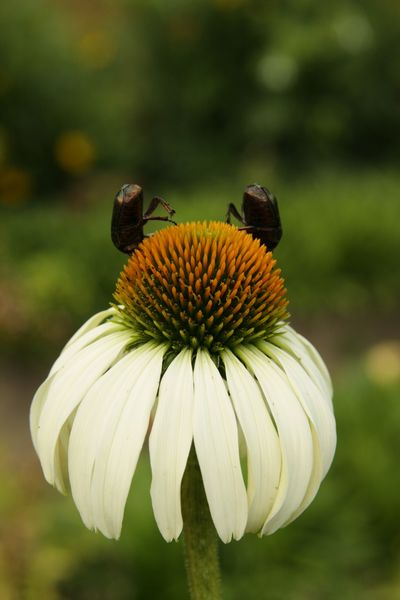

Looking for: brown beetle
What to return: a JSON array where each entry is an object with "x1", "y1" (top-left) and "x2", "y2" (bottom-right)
[
  {"x1": 111, "y1": 184, "x2": 176, "y2": 254},
  {"x1": 226, "y1": 184, "x2": 282, "y2": 250}
]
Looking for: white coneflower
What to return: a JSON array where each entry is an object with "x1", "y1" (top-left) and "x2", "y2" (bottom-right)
[{"x1": 30, "y1": 221, "x2": 336, "y2": 547}]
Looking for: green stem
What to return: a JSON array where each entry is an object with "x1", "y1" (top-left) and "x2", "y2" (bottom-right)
[{"x1": 181, "y1": 448, "x2": 222, "y2": 600}]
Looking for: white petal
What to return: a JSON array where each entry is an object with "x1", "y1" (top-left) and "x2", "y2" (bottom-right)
[
  {"x1": 63, "y1": 307, "x2": 117, "y2": 349},
  {"x1": 53, "y1": 416, "x2": 74, "y2": 493},
  {"x1": 236, "y1": 345, "x2": 313, "y2": 535},
  {"x1": 193, "y1": 349, "x2": 247, "y2": 543},
  {"x1": 222, "y1": 349, "x2": 281, "y2": 533},
  {"x1": 69, "y1": 343, "x2": 160, "y2": 532},
  {"x1": 272, "y1": 325, "x2": 332, "y2": 401},
  {"x1": 31, "y1": 374, "x2": 73, "y2": 493},
  {"x1": 30, "y1": 376, "x2": 55, "y2": 452},
  {"x1": 88, "y1": 344, "x2": 166, "y2": 539},
  {"x1": 294, "y1": 329, "x2": 333, "y2": 395},
  {"x1": 30, "y1": 315, "x2": 123, "y2": 461},
  {"x1": 259, "y1": 341, "x2": 336, "y2": 477},
  {"x1": 149, "y1": 349, "x2": 194, "y2": 541},
  {"x1": 50, "y1": 321, "x2": 125, "y2": 376},
  {"x1": 258, "y1": 341, "x2": 336, "y2": 523},
  {"x1": 32, "y1": 309, "x2": 122, "y2": 452},
  {"x1": 35, "y1": 330, "x2": 131, "y2": 490}
]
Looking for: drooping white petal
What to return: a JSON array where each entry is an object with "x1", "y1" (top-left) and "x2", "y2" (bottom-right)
[
  {"x1": 236, "y1": 345, "x2": 314, "y2": 535},
  {"x1": 69, "y1": 343, "x2": 160, "y2": 532},
  {"x1": 50, "y1": 321, "x2": 126, "y2": 376},
  {"x1": 193, "y1": 349, "x2": 247, "y2": 543},
  {"x1": 34, "y1": 330, "x2": 131, "y2": 490},
  {"x1": 31, "y1": 310, "x2": 122, "y2": 451},
  {"x1": 31, "y1": 331, "x2": 129, "y2": 472},
  {"x1": 53, "y1": 416, "x2": 74, "y2": 493},
  {"x1": 30, "y1": 376, "x2": 55, "y2": 453},
  {"x1": 258, "y1": 341, "x2": 336, "y2": 523},
  {"x1": 272, "y1": 324, "x2": 332, "y2": 401},
  {"x1": 294, "y1": 328, "x2": 333, "y2": 395},
  {"x1": 87, "y1": 344, "x2": 166, "y2": 539},
  {"x1": 222, "y1": 349, "x2": 281, "y2": 533},
  {"x1": 31, "y1": 374, "x2": 74, "y2": 493},
  {"x1": 64, "y1": 307, "x2": 117, "y2": 349},
  {"x1": 149, "y1": 348, "x2": 194, "y2": 541},
  {"x1": 259, "y1": 340, "x2": 336, "y2": 478}
]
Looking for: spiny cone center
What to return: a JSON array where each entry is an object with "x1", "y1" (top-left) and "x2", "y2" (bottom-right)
[{"x1": 114, "y1": 222, "x2": 289, "y2": 352}]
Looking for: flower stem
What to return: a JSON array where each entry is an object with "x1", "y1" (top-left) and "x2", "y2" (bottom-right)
[{"x1": 181, "y1": 448, "x2": 222, "y2": 600}]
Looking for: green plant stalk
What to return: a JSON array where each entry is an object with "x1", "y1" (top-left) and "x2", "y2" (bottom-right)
[{"x1": 182, "y1": 448, "x2": 222, "y2": 600}]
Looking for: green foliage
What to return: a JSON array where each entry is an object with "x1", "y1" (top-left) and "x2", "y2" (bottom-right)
[
  {"x1": 106, "y1": 0, "x2": 400, "y2": 181},
  {"x1": 1, "y1": 0, "x2": 400, "y2": 196},
  {"x1": 276, "y1": 169, "x2": 400, "y2": 315},
  {"x1": 1, "y1": 167, "x2": 398, "y2": 363},
  {"x1": 0, "y1": 1, "x2": 131, "y2": 195},
  {"x1": 126, "y1": 0, "x2": 400, "y2": 181}
]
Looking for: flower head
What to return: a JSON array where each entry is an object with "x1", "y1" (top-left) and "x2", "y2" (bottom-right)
[{"x1": 31, "y1": 221, "x2": 336, "y2": 543}]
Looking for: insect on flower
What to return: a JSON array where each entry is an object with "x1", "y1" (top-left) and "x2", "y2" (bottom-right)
[
  {"x1": 31, "y1": 187, "x2": 336, "y2": 545},
  {"x1": 226, "y1": 184, "x2": 282, "y2": 251},
  {"x1": 111, "y1": 183, "x2": 176, "y2": 254}
]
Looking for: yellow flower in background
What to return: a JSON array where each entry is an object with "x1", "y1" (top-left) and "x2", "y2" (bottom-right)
[
  {"x1": 30, "y1": 221, "x2": 336, "y2": 543},
  {"x1": 365, "y1": 341, "x2": 400, "y2": 385},
  {"x1": 78, "y1": 30, "x2": 117, "y2": 70},
  {"x1": 0, "y1": 166, "x2": 32, "y2": 204},
  {"x1": 54, "y1": 131, "x2": 95, "y2": 175}
]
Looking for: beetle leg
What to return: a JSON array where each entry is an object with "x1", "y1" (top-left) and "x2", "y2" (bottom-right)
[
  {"x1": 238, "y1": 226, "x2": 280, "y2": 232},
  {"x1": 226, "y1": 202, "x2": 245, "y2": 225},
  {"x1": 143, "y1": 196, "x2": 176, "y2": 220},
  {"x1": 144, "y1": 215, "x2": 177, "y2": 224}
]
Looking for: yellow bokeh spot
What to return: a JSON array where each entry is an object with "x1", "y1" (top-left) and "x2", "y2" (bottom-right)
[
  {"x1": 365, "y1": 341, "x2": 400, "y2": 385},
  {"x1": 78, "y1": 30, "x2": 117, "y2": 70},
  {"x1": 54, "y1": 131, "x2": 95, "y2": 175},
  {"x1": 0, "y1": 166, "x2": 32, "y2": 204}
]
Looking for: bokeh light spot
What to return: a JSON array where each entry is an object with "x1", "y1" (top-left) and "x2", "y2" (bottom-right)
[
  {"x1": 257, "y1": 53, "x2": 298, "y2": 92},
  {"x1": 0, "y1": 166, "x2": 32, "y2": 204},
  {"x1": 365, "y1": 341, "x2": 400, "y2": 385},
  {"x1": 54, "y1": 131, "x2": 96, "y2": 175},
  {"x1": 78, "y1": 30, "x2": 117, "y2": 70},
  {"x1": 334, "y1": 13, "x2": 374, "y2": 54}
]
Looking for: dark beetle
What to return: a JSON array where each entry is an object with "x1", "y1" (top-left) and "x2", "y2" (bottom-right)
[
  {"x1": 111, "y1": 183, "x2": 176, "y2": 254},
  {"x1": 226, "y1": 184, "x2": 282, "y2": 250}
]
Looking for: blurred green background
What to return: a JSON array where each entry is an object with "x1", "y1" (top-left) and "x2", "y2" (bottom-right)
[{"x1": 1, "y1": 0, "x2": 400, "y2": 598}]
